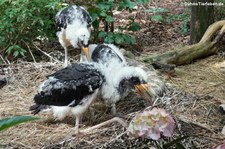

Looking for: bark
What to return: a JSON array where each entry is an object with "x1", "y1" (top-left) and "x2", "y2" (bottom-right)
[
  {"x1": 190, "y1": 0, "x2": 214, "y2": 44},
  {"x1": 142, "y1": 20, "x2": 225, "y2": 67}
]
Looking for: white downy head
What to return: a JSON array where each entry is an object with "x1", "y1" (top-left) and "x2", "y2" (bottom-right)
[
  {"x1": 66, "y1": 27, "x2": 90, "y2": 48},
  {"x1": 100, "y1": 66, "x2": 148, "y2": 105}
]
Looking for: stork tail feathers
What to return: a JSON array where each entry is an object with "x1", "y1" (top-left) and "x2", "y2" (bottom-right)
[{"x1": 29, "y1": 104, "x2": 49, "y2": 115}]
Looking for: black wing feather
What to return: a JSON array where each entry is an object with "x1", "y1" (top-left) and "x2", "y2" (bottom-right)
[
  {"x1": 48, "y1": 63, "x2": 100, "y2": 81},
  {"x1": 30, "y1": 63, "x2": 103, "y2": 114}
]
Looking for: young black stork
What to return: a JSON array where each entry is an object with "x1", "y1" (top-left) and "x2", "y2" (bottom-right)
[
  {"x1": 30, "y1": 63, "x2": 104, "y2": 134},
  {"x1": 83, "y1": 43, "x2": 152, "y2": 114},
  {"x1": 56, "y1": 5, "x2": 92, "y2": 67}
]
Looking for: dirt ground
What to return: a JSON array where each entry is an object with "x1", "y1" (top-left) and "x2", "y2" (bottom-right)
[{"x1": 1, "y1": 0, "x2": 225, "y2": 148}]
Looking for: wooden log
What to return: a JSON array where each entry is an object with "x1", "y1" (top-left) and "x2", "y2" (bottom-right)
[{"x1": 141, "y1": 20, "x2": 225, "y2": 66}]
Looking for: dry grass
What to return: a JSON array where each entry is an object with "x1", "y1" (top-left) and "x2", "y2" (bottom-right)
[
  {"x1": 0, "y1": 61, "x2": 147, "y2": 148},
  {"x1": 167, "y1": 55, "x2": 225, "y2": 148},
  {"x1": 1, "y1": 54, "x2": 225, "y2": 148}
]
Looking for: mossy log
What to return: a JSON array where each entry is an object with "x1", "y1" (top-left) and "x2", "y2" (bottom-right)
[{"x1": 142, "y1": 20, "x2": 225, "y2": 66}]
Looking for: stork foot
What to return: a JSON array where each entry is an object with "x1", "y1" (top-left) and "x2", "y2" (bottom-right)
[{"x1": 63, "y1": 62, "x2": 69, "y2": 68}]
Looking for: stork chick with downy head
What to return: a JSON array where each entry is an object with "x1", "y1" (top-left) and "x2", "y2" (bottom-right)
[
  {"x1": 29, "y1": 44, "x2": 152, "y2": 133},
  {"x1": 29, "y1": 61, "x2": 150, "y2": 133},
  {"x1": 83, "y1": 43, "x2": 152, "y2": 114},
  {"x1": 56, "y1": 5, "x2": 92, "y2": 67}
]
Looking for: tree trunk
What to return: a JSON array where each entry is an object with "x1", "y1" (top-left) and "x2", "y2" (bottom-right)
[
  {"x1": 142, "y1": 20, "x2": 225, "y2": 66},
  {"x1": 190, "y1": 0, "x2": 214, "y2": 44}
]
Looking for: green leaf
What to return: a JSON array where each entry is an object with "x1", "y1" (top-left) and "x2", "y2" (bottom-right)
[
  {"x1": 123, "y1": 34, "x2": 136, "y2": 44},
  {"x1": 163, "y1": 136, "x2": 189, "y2": 149},
  {"x1": 39, "y1": 19, "x2": 44, "y2": 26},
  {"x1": 92, "y1": 20, "x2": 100, "y2": 29},
  {"x1": 104, "y1": 33, "x2": 114, "y2": 43},
  {"x1": 145, "y1": 8, "x2": 169, "y2": 13},
  {"x1": 97, "y1": 2, "x2": 113, "y2": 10},
  {"x1": 6, "y1": 46, "x2": 14, "y2": 55},
  {"x1": 90, "y1": 13, "x2": 98, "y2": 22},
  {"x1": 98, "y1": 31, "x2": 107, "y2": 38},
  {"x1": 176, "y1": 143, "x2": 186, "y2": 149},
  {"x1": 128, "y1": 22, "x2": 141, "y2": 31},
  {"x1": 179, "y1": 18, "x2": 188, "y2": 34},
  {"x1": 106, "y1": 16, "x2": 114, "y2": 22},
  {"x1": 114, "y1": 34, "x2": 124, "y2": 44},
  {"x1": 0, "y1": 116, "x2": 40, "y2": 131},
  {"x1": 136, "y1": 0, "x2": 150, "y2": 3},
  {"x1": 118, "y1": 0, "x2": 136, "y2": 10},
  {"x1": 19, "y1": 51, "x2": 26, "y2": 57},
  {"x1": 13, "y1": 51, "x2": 19, "y2": 57},
  {"x1": 99, "y1": 11, "x2": 107, "y2": 17},
  {"x1": 151, "y1": 15, "x2": 164, "y2": 22}
]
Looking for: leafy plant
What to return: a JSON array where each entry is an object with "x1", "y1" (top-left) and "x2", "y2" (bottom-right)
[
  {"x1": 0, "y1": 0, "x2": 64, "y2": 60},
  {"x1": 145, "y1": 6, "x2": 190, "y2": 34},
  {"x1": 145, "y1": 7, "x2": 169, "y2": 22},
  {"x1": 0, "y1": 0, "x2": 150, "y2": 61},
  {"x1": 88, "y1": 0, "x2": 150, "y2": 45},
  {"x1": 167, "y1": 8, "x2": 190, "y2": 34},
  {"x1": 0, "y1": 116, "x2": 39, "y2": 131}
]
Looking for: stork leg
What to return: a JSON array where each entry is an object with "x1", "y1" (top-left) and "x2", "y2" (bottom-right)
[
  {"x1": 111, "y1": 103, "x2": 117, "y2": 115},
  {"x1": 63, "y1": 46, "x2": 69, "y2": 67},
  {"x1": 81, "y1": 117, "x2": 128, "y2": 134},
  {"x1": 75, "y1": 116, "x2": 80, "y2": 134}
]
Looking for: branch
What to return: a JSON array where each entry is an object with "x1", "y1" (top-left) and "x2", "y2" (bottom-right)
[{"x1": 200, "y1": 20, "x2": 225, "y2": 43}]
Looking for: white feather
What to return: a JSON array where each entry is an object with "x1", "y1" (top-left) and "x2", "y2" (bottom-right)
[
  {"x1": 52, "y1": 106, "x2": 71, "y2": 120},
  {"x1": 50, "y1": 89, "x2": 99, "y2": 120}
]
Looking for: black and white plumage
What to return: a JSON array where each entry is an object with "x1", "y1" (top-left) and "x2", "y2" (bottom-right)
[
  {"x1": 56, "y1": 5, "x2": 92, "y2": 67},
  {"x1": 83, "y1": 43, "x2": 152, "y2": 114},
  {"x1": 30, "y1": 63, "x2": 104, "y2": 133}
]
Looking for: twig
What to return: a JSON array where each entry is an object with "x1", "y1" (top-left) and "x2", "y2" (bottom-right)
[
  {"x1": 81, "y1": 117, "x2": 128, "y2": 134},
  {"x1": 177, "y1": 115, "x2": 214, "y2": 132},
  {"x1": 5, "y1": 57, "x2": 10, "y2": 65},
  {"x1": 205, "y1": 105, "x2": 212, "y2": 124},
  {"x1": 33, "y1": 42, "x2": 60, "y2": 63},
  {"x1": 22, "y1": 40, "x2": 36, "y2": 63},
  {"x1": 102, "y1": 129, "x2": 127, "y2": 147},
  {"x1": 0, "y1": 55, "x2": 7, "y2": 64}
]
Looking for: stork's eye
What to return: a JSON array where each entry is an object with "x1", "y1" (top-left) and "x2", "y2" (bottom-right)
[{"x1": 130, "y1": 77, "x2": 141, "y2": 84}]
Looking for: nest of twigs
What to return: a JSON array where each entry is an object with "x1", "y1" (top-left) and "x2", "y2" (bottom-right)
[{"x1": 0, "y1": 54, "x2": 225, "y2": 148}]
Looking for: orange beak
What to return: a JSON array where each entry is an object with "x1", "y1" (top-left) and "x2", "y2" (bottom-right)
[
  {"x1": 82, "y1": 47, "x2": 91, "y2": 62},
  {"x1": 135, "y1": 84, "x2": 152, "y2": 105}
]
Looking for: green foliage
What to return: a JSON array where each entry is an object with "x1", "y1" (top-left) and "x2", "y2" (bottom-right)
[
  {"x1": 0, "y1": 0, "x2": 150, "y2": 61},
  {"x1": 88, "y1": 0, "x2": 150, "y2": 45},
  {"x1": 145, "y1": 7, "x2": 168, "y2": 22},
  {"x1": 6, "y1": 45, "x2": 27, "y2": 58},
  {"x1": 0, "y1": 116, "x2": 39, "y2": 131},
  {"x1": 0, "y1": 0, "x2": 64, "y2": 59},
  {"x1": 145, "y1": 6, "x2": 190, "y2": 34},
  {"x1": 167, "y1": 8, "x2": 190, "y2": 34}
]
